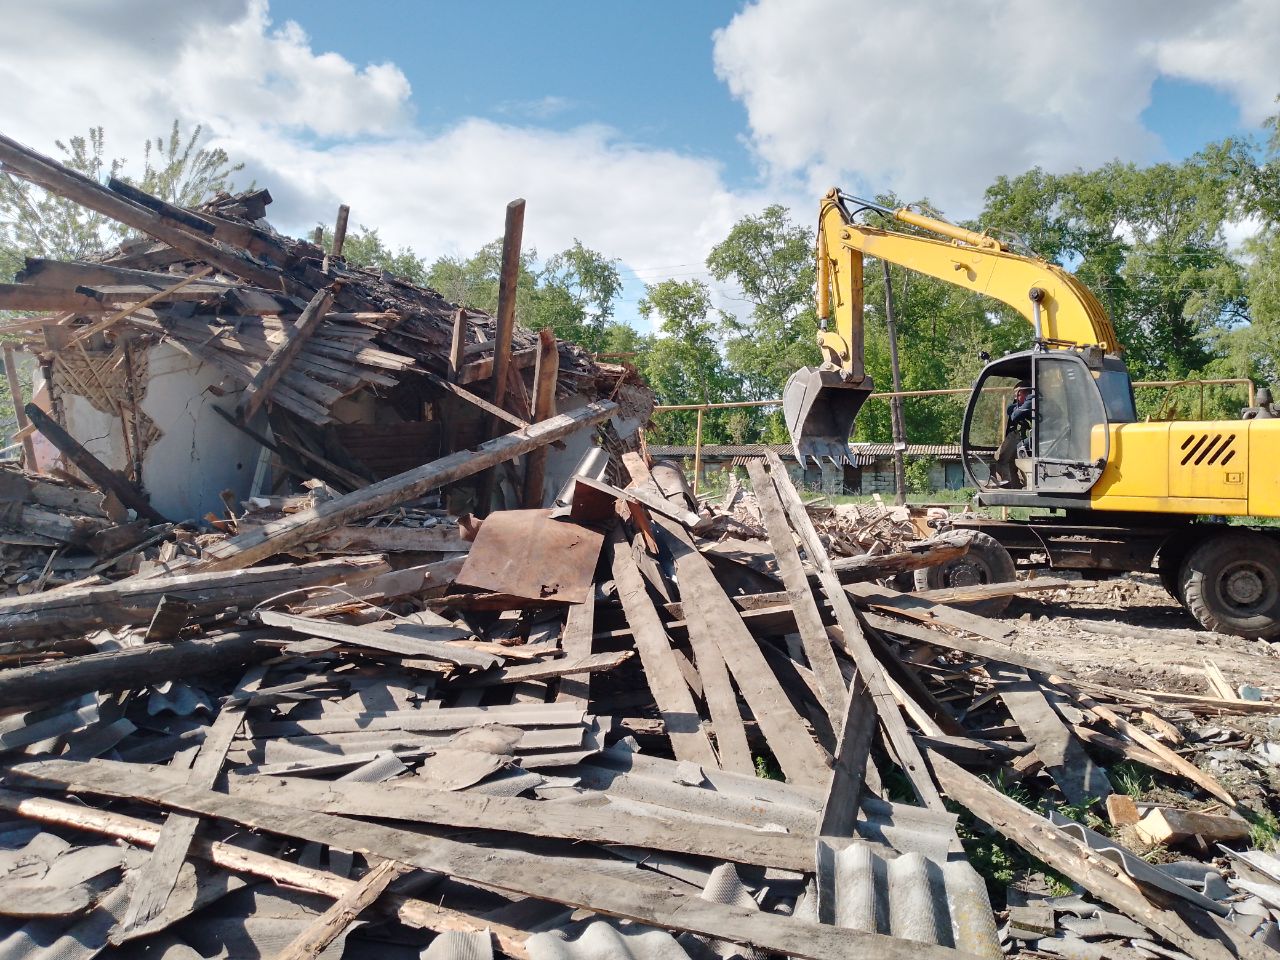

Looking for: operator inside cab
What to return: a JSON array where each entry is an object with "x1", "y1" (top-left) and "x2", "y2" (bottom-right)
[{"x1": 991, "y1": 380, "x2": 1034, "y2": 487}]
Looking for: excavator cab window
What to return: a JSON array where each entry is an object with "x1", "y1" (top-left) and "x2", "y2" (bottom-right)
[{"x1": 962, "y1": 350, "x2": 1110, "y2": 495}]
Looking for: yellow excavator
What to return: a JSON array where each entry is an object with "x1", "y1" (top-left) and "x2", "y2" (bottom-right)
[{"x1": 785, "y1": 188, "x2": 1280, "y2": 639}]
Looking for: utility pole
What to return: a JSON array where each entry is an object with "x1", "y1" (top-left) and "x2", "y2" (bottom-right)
[{"x1": 882, "y1": 261, "x2": 908, "y2": 505}]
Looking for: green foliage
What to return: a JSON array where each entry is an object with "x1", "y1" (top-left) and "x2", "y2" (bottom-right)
[
  {"x1": 1110, "y1": 761, "x2": 1159, "y2": 798},
  {"x1": 1245, "y1": 807, "x2": 1280, "y2": 852},
  {"x1": 0, "y1": 122, "x2": 241, "y2": 283},
  {"x1": 904, "y1": 457, "x2": 933, "y2": 494},
  {"x1": 754, "y1": 752, "x2": 782, "y2": 781},
  {"x1": 424, "y1": 238, "x2": 633, "y2": 354}
]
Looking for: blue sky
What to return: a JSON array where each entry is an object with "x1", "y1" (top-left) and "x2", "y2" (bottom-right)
[{"x1": 2, "y1": 1, "x2": 1276, "y2": 328}]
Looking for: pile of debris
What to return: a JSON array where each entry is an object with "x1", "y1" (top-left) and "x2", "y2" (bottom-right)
[
  {"x1": 0, "y1": 447, "x2": 1276, "y2": 959},
  {"x1": 0, "y1": 130, "x2": 651, "y2": 527}
]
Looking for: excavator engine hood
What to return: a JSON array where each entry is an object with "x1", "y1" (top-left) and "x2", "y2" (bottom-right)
[{"x1": 783, "y1": 366, "x2": 874, "y2": 466}]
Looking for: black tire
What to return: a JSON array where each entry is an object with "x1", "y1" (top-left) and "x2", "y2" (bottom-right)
[
  {"x1": 1180, "y1": 532, "x2": 1280, "y2": 640},
  {"x1": 913, "y1": 531, "x2": 1018, "y2": 616}
]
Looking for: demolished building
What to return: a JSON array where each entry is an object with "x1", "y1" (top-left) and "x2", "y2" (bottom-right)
[{"x1": 0, "y1": 131, "x2": 1279, "y2": 960}]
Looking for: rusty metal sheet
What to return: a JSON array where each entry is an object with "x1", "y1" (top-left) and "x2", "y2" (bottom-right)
[{"x1": 455, "y1": 508, "x2": 603, "y2": 604}]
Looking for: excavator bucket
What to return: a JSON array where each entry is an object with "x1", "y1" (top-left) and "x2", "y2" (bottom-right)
[{"x1": 783, "y1": 367, "x2": 875, "y2": 466}]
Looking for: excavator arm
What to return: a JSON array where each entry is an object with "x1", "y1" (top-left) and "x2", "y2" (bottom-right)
[{"x1": 785, "y1": 188, "x2": 1122, "y2": 464}]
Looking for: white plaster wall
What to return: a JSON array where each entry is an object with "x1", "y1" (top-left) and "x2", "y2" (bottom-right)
[{"x1": 62, "y1": 342, "x2": 261, "y2": 522}]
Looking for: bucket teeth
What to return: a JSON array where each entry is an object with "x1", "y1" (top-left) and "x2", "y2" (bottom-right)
[{"x1": 783, "y1": 367, "x2": 875, "y2": 467}]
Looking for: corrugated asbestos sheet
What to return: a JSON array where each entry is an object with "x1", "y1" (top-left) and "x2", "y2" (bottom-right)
[{"x1": 814, "y1": 839, "x2": 1002, "y2": 959}]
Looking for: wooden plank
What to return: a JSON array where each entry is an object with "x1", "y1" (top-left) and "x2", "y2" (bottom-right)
[
  {"x1": 929, "y1": 751, "x2": 1263, "y2": 960},
  {"x1": 1134, "y1": 806, "x2": 1250, "y2": 846},
  {"x1": 655, "y1": 524, "x2": 753, "y2": 776},
  {"x1": 489, "y1": 199, "x2": 525, "y2": 417},
  {"x1": 300, "y1": 524, "x2": 470, "y2": 554},
  {"x1": 915, "y1": 577, "x2": 1073, "y2": 605},
  {"x1": 575, "y1": 475, "x2": 701, "y2": 528},
  {"x1": 24, "y1": 403, "x2": 168, "y2": 524},
  {"x1": 845, "y1": 581, "x2": 1017, "y2": 643},
  {"x1": 556, "y1": 591, "x2": 595, "y2": 705},
  {"x1": 18, "y1": 758, "x2": 954, "y2": 960},
  {"x1": 276, "y1": 857, "x2": 409, "y2": 960},
  {"x1": 992, "y1": 666, "x2": 1111, "y2": 807},
  {"x1": 256, "y1": 609, "x2": 495, "y2": 668},
  {"x1": 236, "y1": 287, "x2": 335, "y2": 423},
  {"x1": 0, "y1": 789, "x2": 532, "y2": 958},
  {"x1": 187, "y1": 401, "x2": 616, "y2": 572},
  {"x1": 222, "y1": 774, "x2": 816, "y2": 871},
  {"x1": 0, "y1": 555, "x2": 387, "y2": 644},
  {"x1": 448, "y1": 650, "x2": 632, "y2": 688},
  {"x1": 609, "y1": 529, "x2": 718, "y2": 768},
  {"x1": 424, "y1": 368, "x2": 530, "y2": 429},
  {"x1": 1202, "y1": 658, "x2": 1239, "y2": 701},
  {"x1": 1064, "y1": 685, "x2": 1236, "y2": 807},
  {"x1": 762, "y1": 451, "x2": 944, "y2": 811},
  {"x1": 522, "y1": 327, "x2": 559, "y2": 507},
  {"x1": 66, "y1": 266, "x2": 215, "y2": 348},
  {"x1": 113, "y1": 664, "x2": 265, "y2": 942},
  {"x1": 828, "y1": 530, "x2": 973, "y2": 582},
  {"x1": 447, "y1": 308, "x2": 466, "y2": 383},
  {"x1": 862, "y1": 611, "x2": 1070, "y2": 676},
  {"x1": 745, "y1": 459, "x2": 846, "y2": 733},
  {"x1": 1069, "y1": 724, "x2": 1182, "y2": 778},
  {"x1": 653, "y1": 515, "x2": 829, "y2": 788},
  {"x1": 819, "y1": 674, "x2": 876, "y2": 838}
]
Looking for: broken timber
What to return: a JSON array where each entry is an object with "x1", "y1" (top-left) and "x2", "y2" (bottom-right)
[{"x1": 186, "y1": 401, "x2": 617, "y2": 571}]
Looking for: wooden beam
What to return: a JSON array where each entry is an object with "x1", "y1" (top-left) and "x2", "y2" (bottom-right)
[
  {"x1": 0, "y1": 554, "x2": 387, "y2": 646},
  {"x1": 330, "y1": 204, "x2": 350, "y2": 258},
  {"x1": 66, "y1": 266, "x2": 215, "y2": 348},
  {"x1": 0, "y1": 789, "x2": 532, "y2": 958},
  {"x1": 23, "y1": 403, "x2": 168, "y2": 524},
  {"x1": 186, "y1": 401, "x2": 617, "y2": 572},
  {"x1": 522, "y1": 328, "x2": 559, "y2": 508},
  {"x1": 422, "y1": 369, "x2": 529, "y2": 429},
  {"x1": 819, "y1": 674, "x2": 877, "y2": 838},
  {"x1": 447, "y1": 308, "x2": 466, "y2": 383},
  {"x1": 276, "y1": 858, "x2": 409, "y2": 960},
  {"x1": 0, "y1": 132, "x2": 288, "y2": 291},
  {"x1": 609, "y1": 529, "x2": 718, "y2": 767},
  {"x1": 0, "y1": 284, "x2": 103, "y2": 312},
  {"x1": 3, "y1": 345, "x2": 36, "y2": 467},
  {"x1": 17, "y1": 758, "x2": 955, "y2": 960},
  {"x1": 556, "y1": 591, "x2": 596, "y2": 705},
  {"x1": 746, "y1": 460, "x2": 846, "y2": 734},
  {"x1": 0, "y1": 630, "x2": 273, "y2": 707},
  {"x1": 223, "y1": 774, "x2": 816, "y2": 871},
  {"x1": 489, "y1": 199, "x2": 525, "y2": 416},
  {"x1": 113, "y1": 664, "x2": 266, "y2": 942},
  {"x1": 929, "y1": 751, "x2": 1263, "y2": 960},
  {"x1": 762, "y1": 451, "x2": 944, "y2": 811},
  {"x1": 236, "y1": 287, "x2": 335, "y2": 423},
  {"x1": 992, "y1": 666, "x2": 1111, "y2": 807}
]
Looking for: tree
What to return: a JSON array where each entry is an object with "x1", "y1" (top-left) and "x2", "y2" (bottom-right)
[
  {"x1": 317, "y1": 224, "x2": 431, "y2": 286},
  {"x1": 0, "y1": 122, "x2": 243, "y2": 283},
  {"x1": 707, "y1": 205, "x2": 820, "y2": 442},
  {"x1": 981, "y1": 144, "x2": 1252, "y2": 381},
  {"x1": 637, "y1": 279, "x2": 733, "y2": 444}
]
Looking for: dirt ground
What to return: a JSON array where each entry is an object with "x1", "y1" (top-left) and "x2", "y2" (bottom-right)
[{"x1": 1003, "y1": 573, "x2": 1280, "y2": 697}]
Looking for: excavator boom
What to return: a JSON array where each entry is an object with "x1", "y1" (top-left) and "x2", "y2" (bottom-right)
[{"x1": 785, "y1": 189, "x2": 1121, "y2": 464}]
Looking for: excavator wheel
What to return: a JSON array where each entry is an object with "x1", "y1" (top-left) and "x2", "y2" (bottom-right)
[
  {"x1": 913, "y1": 531, "x2": 1017, "y2": 617},
  {"x1": 1180, "y1": 531, "x2": 1280, "y2": 641}
]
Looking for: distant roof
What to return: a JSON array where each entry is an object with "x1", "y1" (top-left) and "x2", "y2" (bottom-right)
[{"x1": 648, "y1": 443, "x2": 962, "y2": 465}]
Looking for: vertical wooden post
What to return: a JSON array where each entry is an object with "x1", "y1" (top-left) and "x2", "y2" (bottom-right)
[
  {"x1": 692, "y1": 407, "x2": 704, "y2": 496},
  {"x1": 521, "y1": 328, "x2": 559, "y2": 508},
  {"x1": 881, "y1": 262, "x2": 908, "y2": 505},
  {"x1": 479, "y1": 198, "x2": 526, "y2": 515},
  {"x1": 3, "y1": 345, "x2": 36, "y2": 469},
  {"x1": 311, "y1": 226, "x2": 324, "y2": 246},
  {"x1": 330, "y1": 205, "x2": 350, "y2": 258},
  {"x1": 490, "y1": 199, "x2": 526, "y2": 414}
]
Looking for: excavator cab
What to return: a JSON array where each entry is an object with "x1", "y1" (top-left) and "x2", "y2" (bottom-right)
[
  {"x1": 783, "y1": 367, "x2": 875, "y2": 465},
  {"x1": 961, "y1": 348, "x2": 1126, "y2": 499}
]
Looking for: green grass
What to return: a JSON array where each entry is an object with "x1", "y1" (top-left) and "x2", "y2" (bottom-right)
[
  {"x1": 754, "y1": 752, "x2": 783, "y2": 781},
  {"x1": 1111, "y1": 761, "x2": 1159, "y2": 799},
  {"x1": 1245, "y1": 808, "x2": 1280, "y2": 851}
]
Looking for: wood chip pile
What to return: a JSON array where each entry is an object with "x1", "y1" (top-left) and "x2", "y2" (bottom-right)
[{"x1": 0, "y1": 447, "x2": 1275, "y2": 959}]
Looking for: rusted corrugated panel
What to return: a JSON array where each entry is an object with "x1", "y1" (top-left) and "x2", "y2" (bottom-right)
[{"x1": 815, "y1": 839, "x2": 1002, "y2": 958}]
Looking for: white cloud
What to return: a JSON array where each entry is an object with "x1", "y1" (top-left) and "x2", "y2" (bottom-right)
[
  {"x1": 0, "y1": 0, "x2": 763, "y2": 329},
  {"x1": 713, "y1": 0, "x2": 1279, "y2": 217}
]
